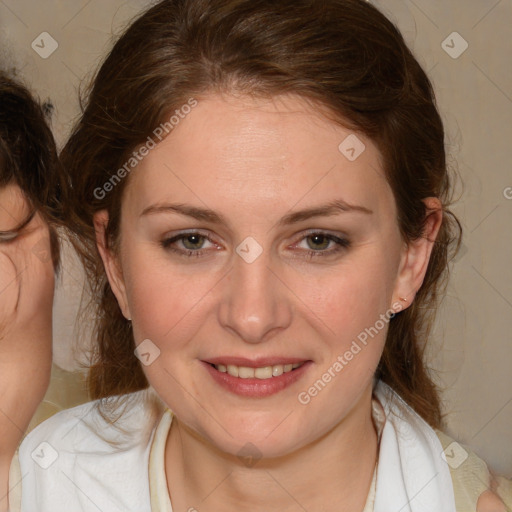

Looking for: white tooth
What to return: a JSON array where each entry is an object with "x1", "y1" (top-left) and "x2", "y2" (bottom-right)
[
  {"x1": 222, "y1": 363, "x2": 301, "y2": 378},
  {"x1": 238, "y1": 366, "x2": 255, "y2": 379},
  {"x1": 272, "y1": 365, "x2": 284, "y2": 377},
  {"x1": 227, "y1": 365, "x2": 239, "y2": 377},
  {"x1": 255, "y1": 366, "x2": 273, "y2": 379}
]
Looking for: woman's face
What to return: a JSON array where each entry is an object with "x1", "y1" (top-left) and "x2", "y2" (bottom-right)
[{"x1": 96, "y1": 93, "x2": 437, "y2": 458}]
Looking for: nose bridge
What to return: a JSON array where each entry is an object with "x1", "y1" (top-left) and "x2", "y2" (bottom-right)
[{"x1": 219, "y1": 243, "x2": 291, "y2": 343}]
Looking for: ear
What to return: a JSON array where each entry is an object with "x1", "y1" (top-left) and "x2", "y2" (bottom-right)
[
  {"x1": 93, "y1": 209, "x2": 132, "y2": 321},
  {"x1": 392, "y1": 197, "x2": 443, "y2": 311}
]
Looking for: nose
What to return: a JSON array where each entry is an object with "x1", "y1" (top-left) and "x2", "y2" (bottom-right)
[{"x1": 218, "y1": 247, "x2": 293, "y2": 344}]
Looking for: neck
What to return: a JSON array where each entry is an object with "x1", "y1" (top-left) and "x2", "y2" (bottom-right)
[{"x1": 165, "y1": 384, "x2": 378, "y2": 512}]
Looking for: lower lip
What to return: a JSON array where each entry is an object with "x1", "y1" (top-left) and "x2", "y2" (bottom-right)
[{"x1": 202, "y1": 361, "x2": 312, "y2": 398}]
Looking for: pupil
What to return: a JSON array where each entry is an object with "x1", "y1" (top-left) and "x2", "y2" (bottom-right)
[
  {"x1": 308, "y1": 234, "x2": 328, "y2": 250},
  {"x1": 184, "y1": 234, "x2": 203, "y2": 249}
]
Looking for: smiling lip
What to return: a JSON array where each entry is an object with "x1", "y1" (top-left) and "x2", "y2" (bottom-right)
[
  {"x1": 205, "y1": 356, "x2": 308, "y2": 367},
  {"x1": 201, "y1": 358, "x2": 312, "y2": 398}
]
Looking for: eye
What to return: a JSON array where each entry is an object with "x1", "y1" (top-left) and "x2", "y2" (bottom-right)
[
  {"x1": 160, "y1": 231, "x2": 219, "y2": 258},
  {"x1": 293, "y1": 231, "x2": 350, "y2": 259},
  {"x1": 160, "y1": 230, "x2": 350, "y2": 260}
]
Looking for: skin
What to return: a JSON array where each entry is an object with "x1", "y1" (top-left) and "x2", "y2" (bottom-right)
[
  {"x1": 477, "y1": 490, "x2": 507, "y2": 512},
  {"x1": 0, "y1": 184, "x2": 53, "y2": 512},
  {"x1": 94, "y1": 92, "x2": 500, "y2": 511}
]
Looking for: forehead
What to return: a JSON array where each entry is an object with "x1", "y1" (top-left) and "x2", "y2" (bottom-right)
[{"x1": 124, "y1": 93, "x2": 394, "y2": 222}]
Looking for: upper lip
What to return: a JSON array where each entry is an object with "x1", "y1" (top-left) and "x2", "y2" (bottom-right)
[{"x1": 204, "y1": 357, "x2": 310, "y2": 368}]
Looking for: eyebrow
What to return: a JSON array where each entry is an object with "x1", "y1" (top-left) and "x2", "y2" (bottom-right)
[{"x1": 140, "y1": 199, "x2": 373, "y2": 226}]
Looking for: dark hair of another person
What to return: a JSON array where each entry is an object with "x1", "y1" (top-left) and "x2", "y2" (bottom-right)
[
  {"x1": 0, "y1": 71, "x2": 67, "y2": 274},
  {"x1": 61, "y1": 0, "x2": 462, "y2": 428}
]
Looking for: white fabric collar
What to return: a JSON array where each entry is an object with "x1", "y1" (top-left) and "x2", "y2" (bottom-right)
[
  {"x1": 373, "y1": 380, "x2": 457, "y2": 512},
  {"x1": 150, "y1": 380, "x2": 457, "y2": 511}
]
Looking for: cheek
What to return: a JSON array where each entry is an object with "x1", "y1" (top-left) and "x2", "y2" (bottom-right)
[
  {"x1": 300, "y1": 254, "x2": 396, "y2": 339},
  {"x1": 293, "y1": 259, "x2": 393, "y2": 412},
  {"x1": 293, "y1": 250, "x2": 398, "y2": 402},
  {"x1": 122, "y1": 247, "x2": 217, "y2": 344}
]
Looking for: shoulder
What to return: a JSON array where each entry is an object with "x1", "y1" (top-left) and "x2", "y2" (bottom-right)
[
  {"x1": 19, "y1": 389, "x2": 157, "y2": 455},
  {"x1": 435, "y1": 429, "x2": 512, "y2": 512},
  {"x1": 13, "y1": 389, "x2": 164, "y2": 512}
]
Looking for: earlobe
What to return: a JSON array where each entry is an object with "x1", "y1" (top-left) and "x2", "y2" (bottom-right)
[
  {"x1": 93, "y1": 210, "x2": 131, "y2": 320},
  {"x1": 392, "y1": 197, "x2": 443, "y2": 310}
]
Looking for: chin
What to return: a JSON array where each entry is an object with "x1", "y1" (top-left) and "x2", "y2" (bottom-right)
[
  {"x1": 217, "y1": 434, "x2": 303, "y2": 463},
  {"x1": 189, "y1": 414, "x2": 311, "y2": 462}
]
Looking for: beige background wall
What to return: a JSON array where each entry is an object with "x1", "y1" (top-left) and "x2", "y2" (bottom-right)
[{"x1": 0, "y1": 0, "x2": 510, "y2": 477}]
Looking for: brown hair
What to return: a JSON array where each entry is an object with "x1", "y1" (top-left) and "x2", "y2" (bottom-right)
[
  {"x1": 0, "y1": 71, "x2": 67, "y2": 274},
  {"x1": 62, "y1": 0, "x2": 462, "y2": 428}
]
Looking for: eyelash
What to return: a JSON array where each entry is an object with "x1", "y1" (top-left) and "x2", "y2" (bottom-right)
[
  {"x1": 0, "y1": 231, "x2": 19, "y2": 243},
  {"x1": 0, "y1": 210, "x2": 36, "y2": 243},
  {"x1": 160, "y1": 231, "x2": 351, "y2": 260}
]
